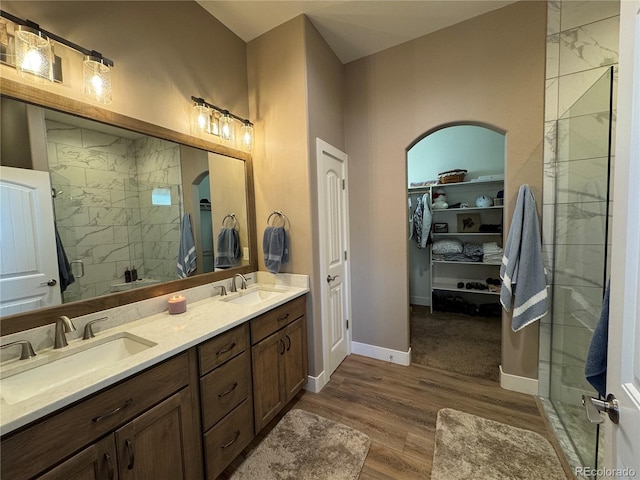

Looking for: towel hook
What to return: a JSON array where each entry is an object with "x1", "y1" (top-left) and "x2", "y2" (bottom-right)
[
  {"x1": 222, "y1": 213, "x2": 238, "y2": 229},
  {"x1": 267, "y1": 210, "x2": 288, "y2": 228}
]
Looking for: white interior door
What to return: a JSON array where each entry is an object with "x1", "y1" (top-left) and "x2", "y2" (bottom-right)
[
  {"x1": 0, "y1": 166, "x2": 62, "y2": 315},
  {"x1": 602, "y1": 1, "x2": 640, "y2": 476},
  {"x1": 317, "y1": 139, "x2": 350, "y2": 379}
]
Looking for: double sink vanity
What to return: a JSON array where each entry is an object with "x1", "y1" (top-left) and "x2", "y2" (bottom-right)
[{"x1": 0, "y1": 273, "x2": 309, "y2": 480}]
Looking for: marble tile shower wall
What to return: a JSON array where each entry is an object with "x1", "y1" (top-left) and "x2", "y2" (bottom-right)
[
  {"x1": 47, "y1": 122, "x2": 182, "y2": 302},
  {"x1": 540, "y1": 0, "x2": 620, "y2": 400}
]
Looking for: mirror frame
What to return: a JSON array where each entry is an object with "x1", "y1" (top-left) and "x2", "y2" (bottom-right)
[{"x1": 1, "y1": 78, "x2": 258, "y2": 335}]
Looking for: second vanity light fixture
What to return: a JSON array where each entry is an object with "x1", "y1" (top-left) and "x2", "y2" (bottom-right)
[
  {"x1": 191, "y1": 96, "x2": 254, "y2": 150},
  {"x1": 0, "y1": 10, "x2": 114, "y2": 104}
]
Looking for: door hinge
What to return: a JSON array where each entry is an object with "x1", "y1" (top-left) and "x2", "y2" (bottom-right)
[
  {"x1": 344, "y1": 251, "x2": 347, "y2": 261},
  {"x1": 342, "y1": 179, "x2": 345, "y2": 190},
  {"x1": 346, "y1": 319, "x2": 349, "y2": 329}
]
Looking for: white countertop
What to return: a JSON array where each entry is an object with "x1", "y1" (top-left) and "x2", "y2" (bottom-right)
[{"x1": 0, "y1": 273, "x2": 309, "y2": 436}]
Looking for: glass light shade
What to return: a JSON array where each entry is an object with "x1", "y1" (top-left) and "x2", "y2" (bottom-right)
[
  {"x1": 241, "y1": 122, "x2": 254, "y2": 150},
  {"x1": 83, "y1": 56, "x2": 112, "y2": 104},
  {"x1": 192, "y1": 104, "x2": 212, "y2": 135},
  {"x1": 219, "y1": 113, "x2": 235, "y2": 142},
  {"x1": 15, "y1": 25, "x2": 52, "y2": 82}
]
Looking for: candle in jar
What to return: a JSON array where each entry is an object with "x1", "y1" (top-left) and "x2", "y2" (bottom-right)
[{"x1": 168, "y1": 295, "x2": 187, "y2": 314}]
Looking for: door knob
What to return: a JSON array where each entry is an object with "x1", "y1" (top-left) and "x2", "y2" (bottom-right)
[
  {"x1": 40, "y1": 279, "x2": 57, "y2": 287},
  {"x1": 326, "y1": 274, "x2": 340, "y2": 283},
  {"x1": 582, "y1": 393, "x2": 619, "y2": 424}
]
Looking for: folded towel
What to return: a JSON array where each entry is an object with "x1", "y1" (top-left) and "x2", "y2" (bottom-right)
[
  {"x1": 215, "y1": 227, "x2": 242, "y2": 269},
  {"x1": 55, "y1": 225, "x2": 75, "y2": 292},
  {"x1": 500, "y1": 185, "x2": 548, "y2": 331},
  {"x1": 263, "y1": 226, "x2": 289, "y2": 274},
  {"x1": 585, "y1": 282, "x2": 610, "y2": 397},
  {"x1": 177, "y1": 213, "x2": 197, "y2": 278}
]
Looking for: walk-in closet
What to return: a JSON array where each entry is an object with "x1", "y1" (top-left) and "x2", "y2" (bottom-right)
[{"x1": 407, "y1": 124, "x2": 506, "y2": 381}]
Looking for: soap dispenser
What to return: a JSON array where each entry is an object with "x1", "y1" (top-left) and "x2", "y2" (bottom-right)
[
  {"x1": 131, "y1": 266, "x2": 138, "y2": 282},
  {"x1": 125, "y1": 268, "x2": 132, "y2": 283}
]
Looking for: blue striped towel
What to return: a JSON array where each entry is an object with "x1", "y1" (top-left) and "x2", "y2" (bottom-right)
[
  {"x1": 500, "y1": 185, "x2": 548, "y2": 331},
  {"x1": 177, "y1": 213, "x2": 197, "y2": 278}
]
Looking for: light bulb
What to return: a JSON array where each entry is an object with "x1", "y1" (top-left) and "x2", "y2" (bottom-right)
[
  {"x1": 241, "y1": 122, "x2": 254, "y2": 150},
  {"x1": 83, "y1": 56, "x2": 112, "y2": 104},
  {"x1": 192, "y1": 104, "x2": 211, "y2": 135},
  {"x1": 15, "y1": 25, "x2": 52, "y2": 82}
]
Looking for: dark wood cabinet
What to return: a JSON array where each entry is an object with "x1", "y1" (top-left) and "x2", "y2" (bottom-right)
[
  {"x1": 35, "y1": 437, "x2": 117, "y2": 480},
  {"x1": 3, "y1": 353, "x2": 202, "y2": 480},
  {"x1": 198, "y1": 323, "x2": 254, "y2": 480},
  {"x1": 251, "y1": 296, "x2": 308, "y2": 433}
]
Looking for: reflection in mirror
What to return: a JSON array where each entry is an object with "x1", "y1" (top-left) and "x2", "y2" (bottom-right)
[{"x1": 0, "y1": 95, "x2": 251, "y2": 315}]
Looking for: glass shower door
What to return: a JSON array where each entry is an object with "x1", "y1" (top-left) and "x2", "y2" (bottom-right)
[{"x1": 548, "y1": 66, "x2": 613, "y2": 476}]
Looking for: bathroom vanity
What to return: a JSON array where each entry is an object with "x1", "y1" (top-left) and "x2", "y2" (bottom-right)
[{"x1": 0, "y1": 275, "x2": 309, "y2": 480}]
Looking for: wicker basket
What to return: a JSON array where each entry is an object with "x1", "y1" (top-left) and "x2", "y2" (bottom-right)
[{"x1": 438, "y1": 169, "x2": 467, "y2": 184}]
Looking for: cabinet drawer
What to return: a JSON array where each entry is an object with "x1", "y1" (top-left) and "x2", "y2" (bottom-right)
[
  {"x1": 1, "y1": 353, "x2": 190, "y2": 480},
  {"x1": 203, "y1": 398, "x2": 254, "y2": 480},
  {"x1": 250, "y1": 295, "x2": 306, "y2": 345},
  {"x1": 200, "y1": 351, "x2": 251, "y2": 431},
  {"x1": 198, "y1": 323, "x2": 248, "y2": 375}
]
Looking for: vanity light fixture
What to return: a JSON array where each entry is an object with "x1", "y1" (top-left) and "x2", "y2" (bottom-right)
[
  {"x1": 190, "y1": 96, "x2": 254, "y2": 150},
  {"x1": 0, "y1": 10, "x2": 114, "y2": 103}
]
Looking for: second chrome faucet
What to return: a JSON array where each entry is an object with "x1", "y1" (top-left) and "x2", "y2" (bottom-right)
[{"x1": 54, "y1": 316, "x2": 76, "y2": 349}]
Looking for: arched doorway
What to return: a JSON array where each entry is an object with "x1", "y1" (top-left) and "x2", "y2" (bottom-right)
[{"x1": 406, "y1": 123, "x2": 506, "y2": 382}]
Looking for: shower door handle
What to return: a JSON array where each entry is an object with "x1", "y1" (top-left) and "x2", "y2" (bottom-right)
[{"x1": 582, "y1": 393, "x2": 619, "y2": 424}]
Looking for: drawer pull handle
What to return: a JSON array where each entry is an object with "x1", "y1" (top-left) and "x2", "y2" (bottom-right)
[
  {"x1": 218, "y1": 382, "x2": 239, "y2": 398},
  {"x1": 277, "y1": 313, "x2": 290, "y2": 322},
  {"x1": 104, "y1": 452, "x2": 115, "y2": 480},
  {"x1": 286, "y1": 334, "x2": 292, "y2": 351},
  {"x1": 125, "y1": 439, "x2": 135, "y2": 470},
  {"x1": 221, "y1": 430, "x2": 241, "y2": 449},
  {"x1": 216, "y1": 342, "x2": 236, "y2": 356},
  {"x1": 280, "y1": 338, "x2": 286, "y2": 355},
  {"x1": 92, "y1": 398, "x2": 133, "y2": 422}
]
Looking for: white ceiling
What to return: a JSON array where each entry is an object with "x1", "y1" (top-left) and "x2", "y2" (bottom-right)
[{"x1": 197, "y1": 1, "x2": 516, "y2": 64}]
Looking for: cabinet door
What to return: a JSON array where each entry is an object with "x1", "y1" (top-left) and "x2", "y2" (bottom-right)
[
  {"x1": 252, "y1": 330, "x2": 286, "y2": 433},
  {"x1": 115, "y1": 388, "x2": 199, "y2": 480},
  {"x1": 283, "y1": 316, "x2": 308, "y2": 402},
  {"x1": 36, "y1": 436, "x2": 118, "y2": 480}
]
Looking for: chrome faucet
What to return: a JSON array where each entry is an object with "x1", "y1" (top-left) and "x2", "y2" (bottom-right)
[
  {"x1": 54, "y1": 316, "x2": 77, "y2": 349},
  {"x1": 1, "y1": 340, "x2": 37, "y2": 360},
  {"x1": 230, "y1": 273, "x2": 248, "y2": 292},
  {"x1": 83, "y1": 317, "x2": 108, "y2": 340}
]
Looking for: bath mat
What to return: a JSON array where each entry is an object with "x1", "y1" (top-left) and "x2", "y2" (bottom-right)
[
  {"x1": 431, "y1": 408, "x2": 566, "y2": 480},
  {"x1": 229, "y1": 409, "x2": 370, "y2": 480}
]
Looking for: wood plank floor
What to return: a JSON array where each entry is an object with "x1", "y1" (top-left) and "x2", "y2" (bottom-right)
[{"x1": 222, "y1": 354, "x2": 570, "y2": 479}]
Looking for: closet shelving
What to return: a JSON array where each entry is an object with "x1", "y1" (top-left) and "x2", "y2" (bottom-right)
[{"x1": 416, "y1": 179, "x2": 504, "y2": 311}]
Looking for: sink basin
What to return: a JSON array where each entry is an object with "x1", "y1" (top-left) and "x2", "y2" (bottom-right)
[
  {"x1": 222, "y1": 287, "x2": 286, "y2": 306},
  {"x1": 0, "y1": 333, "x2": 156, "y2": 405}
]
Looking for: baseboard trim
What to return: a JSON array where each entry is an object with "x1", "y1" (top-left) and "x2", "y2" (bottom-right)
[
  {"x1": 500, "y1": 365, "x2": 539, "y2": 395},
  {"x1": 305, "y1": 370, "x2": 328, "y2": 393},
  {"x1": 351, "y1": 342, "x2": 411, "y2": 366}
]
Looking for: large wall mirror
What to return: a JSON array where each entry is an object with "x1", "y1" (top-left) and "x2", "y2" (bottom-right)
[{"x1": 0, "y1": 79, "x2": 257, "y2": 335}]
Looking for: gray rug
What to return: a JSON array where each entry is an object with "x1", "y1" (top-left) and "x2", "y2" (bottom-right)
[
  {"x1": 431, "y1": 409, "x2": 567, "y2": 480},
  {"x1": 230, "y1": 409, "x2": 370, "y2": 479}
]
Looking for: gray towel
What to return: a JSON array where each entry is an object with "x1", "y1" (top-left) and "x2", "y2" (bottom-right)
[
  {"x1": 55, "y1": 225, "x2": 74, "y2": 292},
  {"x1": 215, "y1": 227, "x2": 242, "y2": 269},
  {"x1": 177, "y1": 213, "x2": 197, "y2": 278},
  {"x1": 585, "y1": 282, "x2": 610, "y2": 397},
  {"x1": 263, "y1": 226, "x2": 289, "y2": 274},
  {"x1": 500, "y1": 185, "x2": 548, "y2": 331}
]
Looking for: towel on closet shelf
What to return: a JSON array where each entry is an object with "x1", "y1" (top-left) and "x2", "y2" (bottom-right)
[
  {"x1": 263, "y1": 226, "x2": 289, "y2": 274},
  {"x1": 500, "y1": 184, "x2": 548, "y2": 331},
  {"x1": 177, "y1": 213, "x2": 197, "y2": 278},
  {"x1": 215, "y1": 227, "x2": 242, "y2": 269}
]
